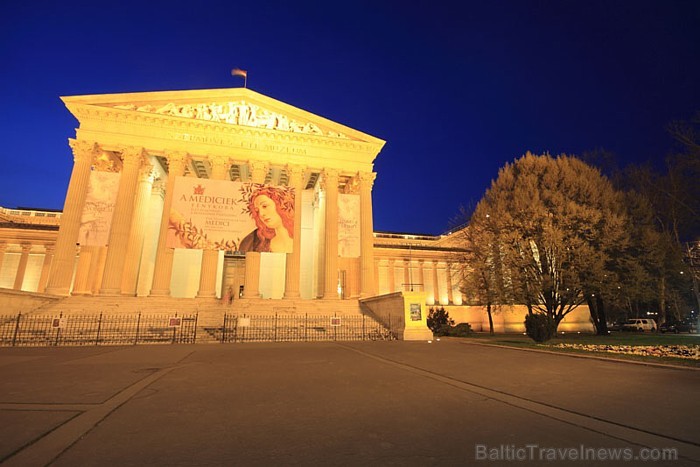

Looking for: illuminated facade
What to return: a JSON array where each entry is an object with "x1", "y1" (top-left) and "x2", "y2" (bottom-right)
[{"x1": 0, "y1": 88, "x2": 593, "y2": 333}]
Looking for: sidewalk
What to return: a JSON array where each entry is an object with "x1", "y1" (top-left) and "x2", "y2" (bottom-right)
[{"x1": 1, "y1": 341, "x2": 698, "y2": 466}]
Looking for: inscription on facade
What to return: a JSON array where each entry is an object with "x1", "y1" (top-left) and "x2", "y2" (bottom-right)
[{"x1": 167, "y1": 132, "x2": 308, "y2": 155}]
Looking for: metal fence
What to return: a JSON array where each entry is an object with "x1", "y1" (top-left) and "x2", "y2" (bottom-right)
[
  {"x1": 0, "y1": 313, "x2": 198, "y2": 347},
  {"x1": 0, "y1": 312, "x2": 397, "y2": 346},
  {"x1": 217, "y1": 313, "x2": 398, "y2": 343}
]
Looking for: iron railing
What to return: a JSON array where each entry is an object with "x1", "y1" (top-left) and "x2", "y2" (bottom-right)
[
  {"x1": 0, "y1": 312, "x2": 396, "y2": 347},
  {"x1": 217, "y1": 313, "x2": 397, "y2": 343},
  {"x1": 0, "y1": 313, "x2": 197, "y2": 347}
]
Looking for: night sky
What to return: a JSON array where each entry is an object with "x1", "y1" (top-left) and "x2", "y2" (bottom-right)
[{"x1": 2, "y1": 0, "x2": 699, "y2": 235}]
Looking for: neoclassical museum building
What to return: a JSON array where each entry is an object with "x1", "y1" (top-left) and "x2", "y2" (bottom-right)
[{"x1": 0, "y1": 87, "x2": 592, "y2": 335}]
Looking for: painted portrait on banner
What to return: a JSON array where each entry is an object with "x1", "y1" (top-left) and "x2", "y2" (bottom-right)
[
  {"x1": 338, "y1": 193, "x2": 360, "y2": 258},
  {"x1": 167, "y1": 178, "x2": 295, "y2": 253},
  {"x1": 77, "y1": 170, "x2": 120, "y2": 246},
  {"x1": 238, "y1": 183, "x2": 295, "y2": 253}
]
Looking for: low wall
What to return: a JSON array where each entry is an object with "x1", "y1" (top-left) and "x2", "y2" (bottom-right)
[
  {"x1": 438, "y1": 304, "x2": 595, "y2": 333},
  {"x1": 360, "y1": 292, "x2": 433, "y2": 340},
  {"x1": 360, "y1": 292, "x2": 405, "y2": 335},
  {"x1": 0, "y1": 288, "x2": 63, "y2": 315}
]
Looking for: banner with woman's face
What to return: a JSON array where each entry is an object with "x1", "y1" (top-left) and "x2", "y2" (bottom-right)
[
  {"x1": 167, "y1": 176, "x2": 362, "y2": 256},
  {"x1": 167, "y1": 177, "x2": 294, "y2": 253}
]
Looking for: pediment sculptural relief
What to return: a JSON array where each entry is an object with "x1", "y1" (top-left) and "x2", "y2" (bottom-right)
[{"x1": 112, "y1": 101, "x2": 350, "y2": 139}]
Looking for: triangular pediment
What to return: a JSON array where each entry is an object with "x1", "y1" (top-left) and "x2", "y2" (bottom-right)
[{"x1": 62, "y1": 88, "x2": 384, "y2": 146}]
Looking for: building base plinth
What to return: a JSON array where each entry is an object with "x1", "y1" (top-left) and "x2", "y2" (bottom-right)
[{"x1": 401, "y1": 327, "x2": 434, "y2": 341}]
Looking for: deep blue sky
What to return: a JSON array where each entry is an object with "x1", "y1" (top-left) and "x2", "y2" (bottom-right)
[{"x1": 1, "y1": 0, "x2": 698, "y2": 235}]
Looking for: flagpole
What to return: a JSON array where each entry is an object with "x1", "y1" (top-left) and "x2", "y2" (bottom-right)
[{"x1": 231, "y1": 68, "x2": 248, "y2": 88}]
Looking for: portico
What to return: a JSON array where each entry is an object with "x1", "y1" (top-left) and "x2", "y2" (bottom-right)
[{"x1": 44, "y1": 88, "x2": 385, "y2": 301}]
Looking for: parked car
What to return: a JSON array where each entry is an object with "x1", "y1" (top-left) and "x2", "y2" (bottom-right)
[
  {"x1": 608, "y1": 321, "x2": 626, "y2": 332},
  {"x1": 659, "y1": 320, "x2": 698, "y2": 334},
  {"x1": 622, "y1": 318, "x2": 657, "y2": 332}
]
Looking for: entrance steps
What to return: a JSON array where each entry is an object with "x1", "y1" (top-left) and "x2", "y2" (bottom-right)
[
  {"x1": 17, "y1": 295, "x2": 380, "y2": 345},
  {"x1": 26, "y1": 295, "x2": 366, "y2": 317}
]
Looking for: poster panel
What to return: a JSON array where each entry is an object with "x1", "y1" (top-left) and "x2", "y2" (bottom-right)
[
  {"x1": 410, "y1": 303, "x2": 422, "y2": 321},
  {"x1": 78, "y1": 170, "x2": 120, "y2": 246},
  {"x1": 167, "y1": 178, "x2": 295, "y2": 253},
  {"x1": 338, "y1": 193, "x2": 360, "y2": 258}
]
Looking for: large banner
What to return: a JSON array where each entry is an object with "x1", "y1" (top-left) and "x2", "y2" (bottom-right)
[
  {"x1": 78, "y1": 171, "x2": 120, "y2": 246},
  {"x1": 167, "y1": 177, "x2": 295, "y2": 253},
  {"x1": 338, "y1": 193, "x2": 360, "y2": 258}
]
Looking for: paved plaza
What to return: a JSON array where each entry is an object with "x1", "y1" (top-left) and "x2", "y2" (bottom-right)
[{"x1": 0, "y1": 339, "x2": 698, "y2": 466}]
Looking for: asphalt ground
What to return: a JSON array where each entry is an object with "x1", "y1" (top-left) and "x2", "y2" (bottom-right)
[{"x1": 0, "y1": 340, "x2": 698, "y2": 466}]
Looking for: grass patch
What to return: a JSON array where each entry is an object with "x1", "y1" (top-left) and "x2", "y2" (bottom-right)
[{"x1": 461, "y1": 332, "x2": 700, "y2": 368}]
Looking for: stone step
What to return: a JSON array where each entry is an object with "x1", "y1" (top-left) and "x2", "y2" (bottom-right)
[{"x1": 30, "y1": 296, "x2": 365, "y2": 317}]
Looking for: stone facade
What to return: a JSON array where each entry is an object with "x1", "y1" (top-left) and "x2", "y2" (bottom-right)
[{"x1": 0, "y1": 87, "x2": 594, "y2": 333}]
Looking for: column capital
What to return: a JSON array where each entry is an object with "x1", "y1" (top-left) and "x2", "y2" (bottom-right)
[
  {"x1": 248, "y1": 160, "x2": 269, "y2": 183},
  {"x1": 68, "y1": 139, "x2": 101, "y2": 164},
  {"x1": 167, "y1": 152, "x2": 190, "y2": 176},
  {"x1": 358, "y1": 171, "x2": 377, "y2": 189},
  {"x1": 152, "y1": 179, "x2": 166, "y2": 198},
  {"x1": 44, "y1": 243, "x2": 56, "y2": 253},
  {"x1": 138, "y1": 164, "x2": 156, "y2": 182},
  {"x1": 285, "y1": 164, "x2": 306, "y2": 186},
  {"x1": 208, "y1": 154, "x2": 232, "y2": 179},
  {"x1": 0, "y1": 241, "x2": 6, "y2": 252},
  {"x1": 321, "y1": 168, "x2": 340, "y2": 190},
  {"x1": 119, "y1": 147, "x2": 149, "y2": 168},
  {"x1": 20, "y1": 243, "x2": 32, "y2": 252}
]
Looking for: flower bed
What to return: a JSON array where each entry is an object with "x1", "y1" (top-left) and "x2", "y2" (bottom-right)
[{"x1": 548, "y1": 344, "x2": 700, "y2": 360}]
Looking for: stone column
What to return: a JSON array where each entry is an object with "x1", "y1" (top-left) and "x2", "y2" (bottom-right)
[
  {"x1": 403, "y1": 259, "x2": 410, "y2": 292},
  {"x1": 243, "y1": 160, "x2": 268, "y2": 299},
  {"x1": 71, "y1": 246, "x2": 94, "y2": 295},
  {"x1": 13, "y1": 243, "x2": 32, "y2": 290},
  {"x1": 432, "y1": 260, "x2": 440, "y2": 304},
  {"x1": 374, "y1": 259, "x2": 380, "y2": 295},
  {"x1": 150, "y1": 152, "x2": 190, "y2": 296},
  {"x1": 0, "y1": 242, "x2": 6, "y2": 281},
  {"x1": 446, "y1": 262, "x2": 454, "y2": 304},
  {"x1": 121, "y1": 165, "x2": 155, "y2": 295},
  {"x1": 358, "y1": 172, "x2": 376, "y2": 297},
  {"x1": 100, "y1": 148, "x2": 148, "y2": 295},
  {"x1": 37, "y1": 244, "x2": 55, "y2": 293},
  {"x1": 388, "y1": 259, "x2": 395, "y2": 292},
  {"x1": 243, "y1": 252, "x2": 261, "y2": 298},
  {"x1": 322, "y1": 169, "x2": 340, "y2": 300},
  {"x1": 284, "y1": 165, "x2": 305, "y2": 298},
  {"x1": 197, "y1": 155, "x2": 231, "y2": 298},
  {"x1": 46, "y1": 139, "x2": 99, "y2": 296},
  {"x1": 417, "y1": 259, "x2": 425, "y2": 293},
  {"x1": 92, "y1": 247, "x2": 108, "y2": 294}
]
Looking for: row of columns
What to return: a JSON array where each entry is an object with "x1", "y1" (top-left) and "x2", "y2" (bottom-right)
[
  {"x1": 382, "y1": 258, "x2": 458, "y2": 304},
  {"x1": 0, "y1": 242, "x2": 55, "y2": 292},
  {"x1": 44, "y1": 139, "x2": 377, "y2": 300}
]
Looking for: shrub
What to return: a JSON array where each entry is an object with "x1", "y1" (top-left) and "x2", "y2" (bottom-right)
[
  {"x1": 427, "y1": 307, "x2": 455, "y2": 336},
  {"x1": 525, "y1": 313, "x2": 555, "y2": 343},
  {"x1": 447, "y1": 323, "x2": 472, "y2": 337}
]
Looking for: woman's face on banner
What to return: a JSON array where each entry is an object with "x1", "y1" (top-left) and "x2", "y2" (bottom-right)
[{"x1": 254, "y1": 195, "x2": 282, "y2": 229}]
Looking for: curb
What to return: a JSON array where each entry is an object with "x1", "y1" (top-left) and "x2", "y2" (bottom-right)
[{"x1": 457, "y1": 339, "x2": 700, "y2": 371}]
